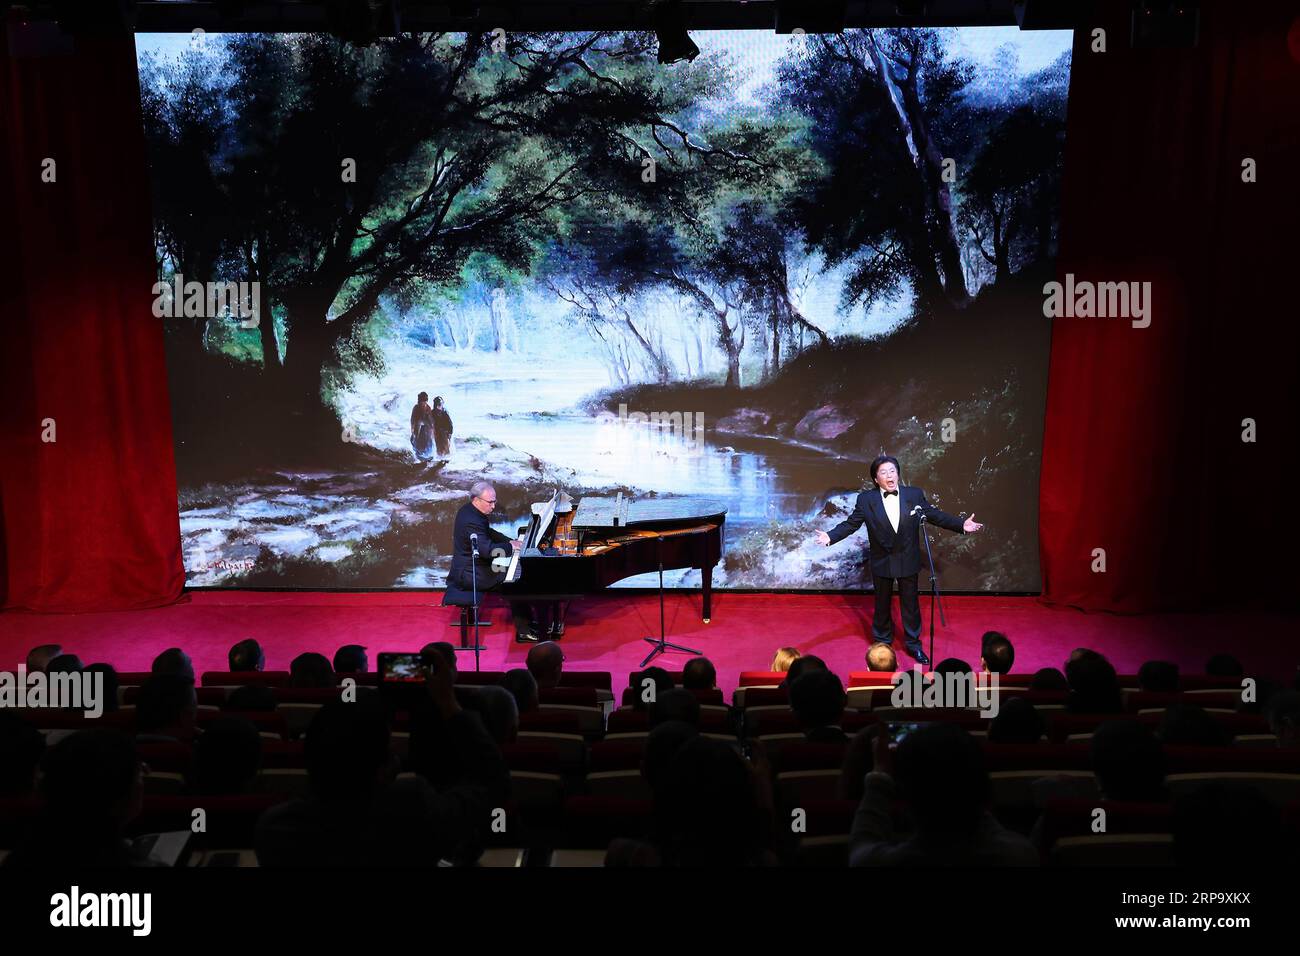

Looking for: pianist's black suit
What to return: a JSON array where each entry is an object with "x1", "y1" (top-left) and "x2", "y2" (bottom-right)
[
  {"x1": 826, "y1": 486, "x2": 965, "y2": 649},
  {"x1": 450, "y1": 502, "x2": 534, "y2": 638}
]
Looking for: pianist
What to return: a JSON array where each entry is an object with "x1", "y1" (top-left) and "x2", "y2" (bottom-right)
[{"x1": 451, "y1": 481, "x2": 538, "y2": 643}]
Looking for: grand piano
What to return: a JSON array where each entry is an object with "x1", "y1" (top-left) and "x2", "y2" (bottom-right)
[{"x1": 498, "y1": 490, "x2": 727, "y2": 622}]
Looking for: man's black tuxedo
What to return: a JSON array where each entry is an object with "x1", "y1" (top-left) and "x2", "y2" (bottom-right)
[
  {"x1": 449, "y1": 502, "x2": 515, "y2": 591},
  {"x1": 826, "y1": 485, "x2": 965, "y2": 647}
]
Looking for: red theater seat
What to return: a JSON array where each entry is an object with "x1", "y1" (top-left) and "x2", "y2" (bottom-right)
[
  {"x1": 539, "y1": 687, "x2": 600, "y2": 707},
  {"x1": 738, "y1": 671, "x2": 785, "y2": 687},
  {"x1": 201, "y1": 671, "x2": 291, "y2": 688},
  {"x1": 557, "y1": 672, "x2": 613, "y2": 690},
  {"x1": 561, "y1": 796, "x2": 653, "y2": 848}
]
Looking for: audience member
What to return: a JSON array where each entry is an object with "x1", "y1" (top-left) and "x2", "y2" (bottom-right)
[
  {"x1": 866, "y1": 642, "x2": 896, "y2": 672},
  {"x1": 649, "y1": 688, "x2": 700, "y2": 729},
  {"x1": 789, "y1": 670, "x2": 848, "y2": 743},
  {"x1": 783, "y1": 654, "x2": 827, "y2": 688},
  {"x1": 289, "y1": 652, "x2": 335, "y2": 689},
  {"x1": 462, "y1": 686, "x2": 519, "y2": 746},
  {"x1": 46, "y1": 653, "x2": 84, "y2": 675},
  {"x1": 1157, "y1": 704, "x2": 1231, "y2": 748},
  {"x1": 4, "y1": 729, "x2": 149, "y2": 868},
  {"x1": 191, "y1": 716, "x2": 262, "y2": 794},
  {"x1": 1065, "y1": 652, "x2": 1123, "y2": 713},
  {"x1": 654, "y1": 737, "x2": 774, "y2": 866},
  {"x1": 499, "y1": 668, "x2": 539, "y2": 713},
  {"x1": 25, "y1": 644, "x2": 62, "y2": 674},
  {"x1": 1205, "y1": 653, "x2": 1244, "y2": 678},
  {"x1": 682, "y1": 657, "x2": 717, "y2": 691},
  {"x1": 987, "y1": 697, "x2": 1045, "y2": 744},
  {"x1": 332, "y1": 645, "x2": 368, "y2": 674},
  {"x1": 980, "y1": 632, "x2": 1014, "y2": 675},
  {"x1": 1173, "y1": 783, "x2": 1283, "y2": 866},
  {"x1": 850, "y1": 723, "x2": 1037, "y2": 866},
  {"x1": 1091, "y1": 720, "x2": 1166, "y2": 801},
  {"x1": 420, "y1": 642, "x2": 458, "y2": 682},
  {"x1": 0, "y1": 714, "x2": 45, "y2": 796},
  {"x1": 228, "y1": 638, "x2": 264, "y2": 672},
  {"x1": 629, "y1": 665, "x2": 673, "y2": 710},
  {"x1": 152, "y1": 647, "x2": 195, "y2": 682},
  {"x1": 135, "y1": 675, "x2": 199, "y2": 743},
  {"x1": 84, "y1": 663, "x2": 120, "y2": 712},
  {"x1": 526, "y1": 642, "x2": 564, "y2": 690},
  {"x1": 934, "y1": 657, "x2": 973, "y2": 678},
  {"x1": 257, "y1": 686, "x2": 508, "y2": 867},
  {"x1": 1029, "y1": 667, "x2": 1068, "y2": 692},
  {"x1": 770, "y1": 647, "x2": 800, "y2": 673}
]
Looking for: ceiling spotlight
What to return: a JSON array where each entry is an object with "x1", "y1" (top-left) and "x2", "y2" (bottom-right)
[{"x1": 653, "y1": 1, "x2": 699, "y2": 65}]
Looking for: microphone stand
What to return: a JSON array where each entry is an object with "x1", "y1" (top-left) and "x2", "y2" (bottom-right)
[
  {"x1": 917, "y1": 513, "x2": 947, "y2": 672},
  {"x1": 640, "y1": 535, "x2": 701, "y2": 666},
  {"x1": 470, "y1": 537, "x2": 481, "y2": 672}
]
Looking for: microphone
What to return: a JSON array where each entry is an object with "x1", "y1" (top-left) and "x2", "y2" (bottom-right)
[
  {"x1": 910, "y1": 505, "x2": 924, "y2": 517},
  {"x1": 470, "y1": 532, "x2": 478, "y2": 543}
]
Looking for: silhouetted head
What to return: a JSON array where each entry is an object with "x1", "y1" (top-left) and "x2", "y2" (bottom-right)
[
  {"x1": 135, "y1": 675, "x2": 198, "y2": 740},
  {"x1": 893, "y1": 723, "x2": 989, "y2": 838},
  {"x1": 152, "y1": 647, "x2": 195, "y2": 682},
  {"x1": 1138, "y1": 660, "x2": 1179, "y2": 693},
  {"x1": 332, "y1": 644, "x2": 368, "y2": 674},
  {"x1": 84, "y1": 664, "x2": 119, "y2": 712},
  {"x1": 526, "y1": 641, "x2": 564, "y2": 690},
  {"x1": 980, "y1": 632, "x2": 1015, "y2": 675},
  {"x1": 420, "y1": 642, "x2": 458, "y2": 682},
  {"x1": 0, "y1": 714, "x2": 45, "y2": 796},
  {"x1": 304, "y1": 698, "x2": 393, "y2": 803},
  {"x1": 934, "y1": 658, "x2": 973, "y2": 679},
  {"x1": 650, "y1": 688, "x2": 700, "y2": 729},
  {"x1": 25, "y1": 644, "x2": 61, "y2": 673},
  {"x1": 866, "y1": 643, "x2": 897, "y2": 672},
  {"x1": 499, "y1": 668, "x2": 538, "y2": 713},
  {"x1": 642, "y1": 721, "x2": 699, "y2": 797},
  {"x1": 682, "y1": 657, "x2": 716, "y2": 691},
  {"x1": 1091, "y1": 720, "x2": 1166, "y2": 801},
  {"x1": 192, "y1": 716, "x2": 262, "y2": 794},
  {"x1": 1029, "y1": 667, "x2": 1069, "y2": 692},
  {"x1": 1066, "y1": 652, "x2": 1123, "y2": 713},
  {"x1": 789, "y1": 670, "x2": 846, "y2": 730},
  {"x1": 1157, "y1": 704, "x2": 1231, "y2": 748},
  {"x1": 784, "y1": 654, "x2": 827, "y2": 688},
  {"x1": 228, "y1": 638, "x2": 264, "y2": 673},
  {"x1": 1205, "y1": 653, "x2": 1244, "y2": 678},
  {"x1": 658, "y1": 737, "x2": 767, "y2": 865},
  {"x1": 629, "y1": 666, "x2": 673, "y2": 709},
  {"x1": 290, "y1": 652, "x2": 335, "y2": 689},
  {"x1": 463, "y1": 686, "x2": 519, "y2": 745},
  {"x1": 987, "y1": 697, "x2": 1046, "y2": 744},
  {"x1": 41, "y1": 729, "x2": 143, "y2": 838},
  {"x1": 46, "y1": 653, "x2": 84, "y2": 675}
]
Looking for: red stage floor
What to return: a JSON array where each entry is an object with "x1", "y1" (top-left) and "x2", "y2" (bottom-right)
[{"x1": 1, "y1": 591, "x2": 1293, "y2": 695}]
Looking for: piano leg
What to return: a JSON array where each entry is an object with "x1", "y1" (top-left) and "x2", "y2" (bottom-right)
[{"x1": 701, "y1": 564, "x2": 712, "y2": 623}]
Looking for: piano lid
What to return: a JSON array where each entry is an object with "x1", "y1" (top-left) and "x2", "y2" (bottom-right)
[{"x1": 571, "y1": 495, "x2": 728, "y2": 530}]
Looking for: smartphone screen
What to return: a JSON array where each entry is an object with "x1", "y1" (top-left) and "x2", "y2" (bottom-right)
[{"x1": 377, "y1": 652, "x2": 425, "y2": 683}]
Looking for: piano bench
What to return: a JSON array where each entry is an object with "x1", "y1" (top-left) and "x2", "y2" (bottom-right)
[{"x1": 442, "y1": 587, "x2": 491, "y2": 649}]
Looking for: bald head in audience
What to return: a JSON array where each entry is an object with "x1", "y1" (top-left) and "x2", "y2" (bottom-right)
[
  {"x1": 866, "y1": 643, "x2": 897, "y2": 672},
  {"x1": 526, "y1": 641, "x2": 564, "y2": 690},
  {"x1": 26, "y1": 644, "x2": 62, "y2": 674}
]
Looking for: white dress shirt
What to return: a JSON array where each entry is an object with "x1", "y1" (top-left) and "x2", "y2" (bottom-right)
[{"x1": 881, "y1": 489, "x2": 901, "y2": 532}]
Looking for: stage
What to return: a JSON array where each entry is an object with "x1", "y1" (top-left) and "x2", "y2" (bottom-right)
[{"x1": 1, "y1": 590, "x2": 1290, "y2": 694}]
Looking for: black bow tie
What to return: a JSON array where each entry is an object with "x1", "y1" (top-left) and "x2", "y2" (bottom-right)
[{"x1": 882, "y1": 490, "x2": 898, "y2": 498}]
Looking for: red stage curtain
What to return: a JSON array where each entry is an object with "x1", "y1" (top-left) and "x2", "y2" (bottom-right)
[
  {"x1": 1040, "y1": 2, "x2": 1300, "y2": 612},
  {"x1": 0, "y1": 28, "x2": 183, "y2": 611}
]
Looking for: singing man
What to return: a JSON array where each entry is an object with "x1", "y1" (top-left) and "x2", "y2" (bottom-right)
[{"x1": 812, "y1": 455, "x2": 983, "y2": 665}]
